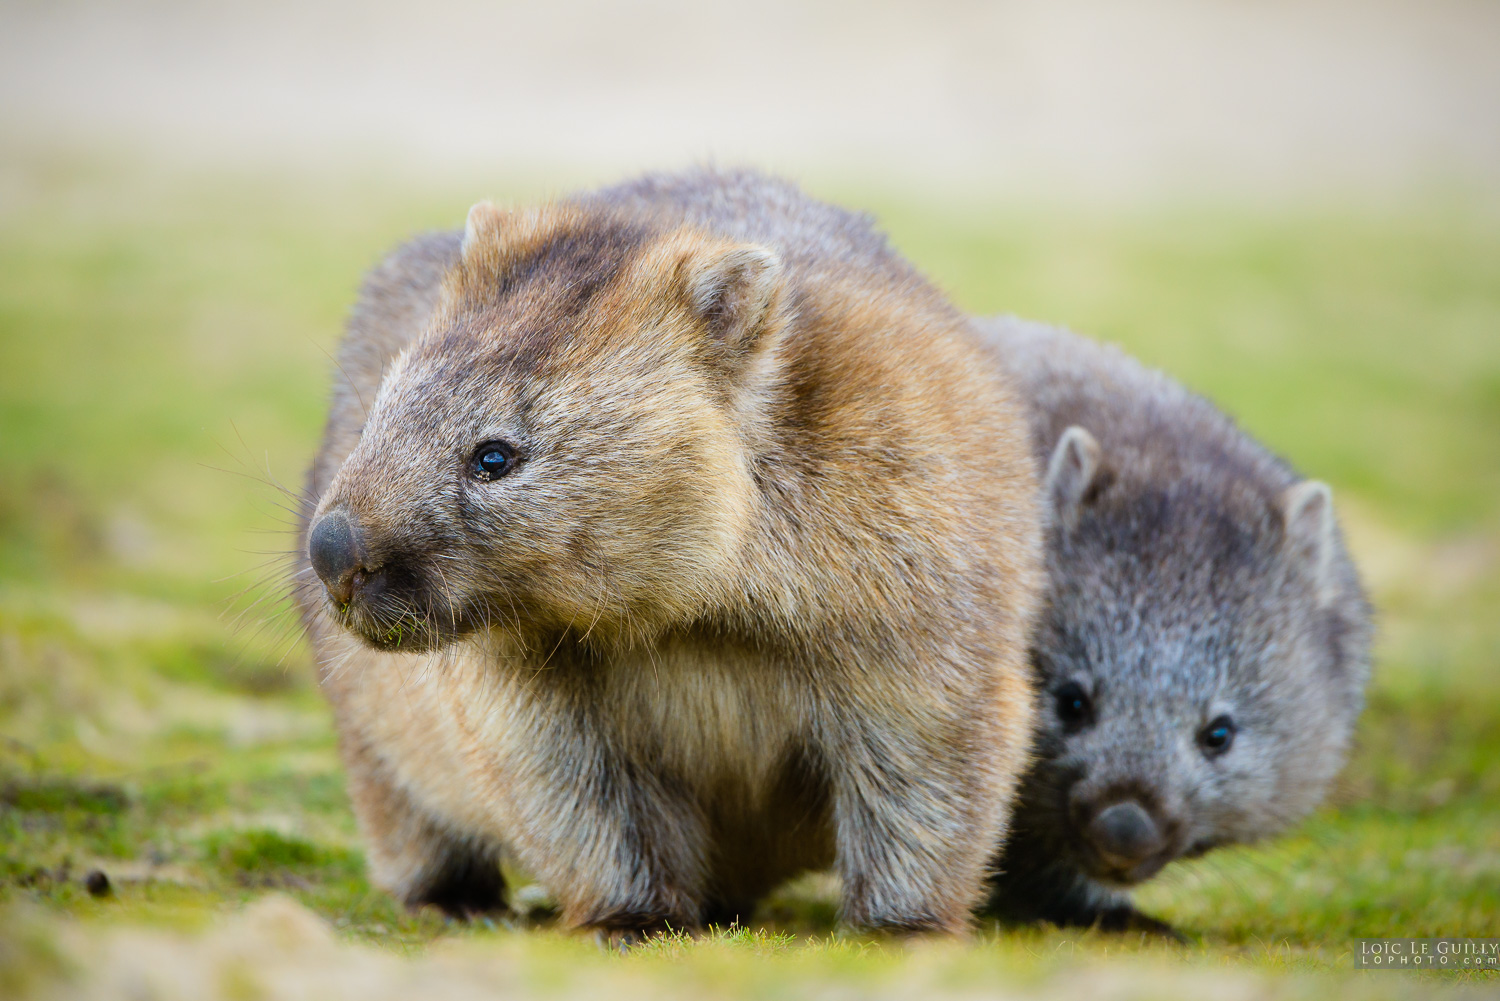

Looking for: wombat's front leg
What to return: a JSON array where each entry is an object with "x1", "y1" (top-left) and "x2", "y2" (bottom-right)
[
  {"x1": 340, "y1": 735, "x2": 508, "y2": 918},
  {"x1": 500, "y1": 718, "x2": 710, "y2": 937},
  {"x1": 1095, "y1": 904, "x2": 1187, "y2": 941},
  {"x1": 982, "y1": 853, "x2": 1186, "y2": 941},
  {"x1": 826, "y1": 703, "x2": 1022, "y2": 933}
]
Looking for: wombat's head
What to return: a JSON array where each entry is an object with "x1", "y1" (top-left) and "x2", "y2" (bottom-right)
[
  {"x1": 1020, "y1": 427, "x2": 1371, "y2": 888},
  {"x1": 307, "y1": 202, "x2": 787, "y2": 652}
]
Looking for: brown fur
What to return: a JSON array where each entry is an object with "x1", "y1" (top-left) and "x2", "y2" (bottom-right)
[{"x1": 296, "y1": 169, "x2": 1041, "y2": 935}]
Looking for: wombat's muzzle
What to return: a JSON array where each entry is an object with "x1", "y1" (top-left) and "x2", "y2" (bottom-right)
[
  {"x1": 1088, "y1": 802, "x2": 1164, "y2": 868},
  {"x1": 309, "y1": 509, "x2": 376, "y2": 607},
  {"x1": 1070, "y1": 792, "x2": 1178, "y2": 884}
]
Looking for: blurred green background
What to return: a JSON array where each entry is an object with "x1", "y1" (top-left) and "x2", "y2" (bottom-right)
[{"x1": 2, "y1": 0, "x2": 1499, "y2": 995}]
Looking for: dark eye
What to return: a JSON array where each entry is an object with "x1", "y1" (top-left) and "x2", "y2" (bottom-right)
[
  {"x1": 1054, "y1": 682, "x2": 1093, "y2": 729},
  {"x1": 469, "y1": 441, "x2": 518, "y2": 482},
  {"x1": 1199, "y1": 715, "x2": 1236, "y2": 756}
]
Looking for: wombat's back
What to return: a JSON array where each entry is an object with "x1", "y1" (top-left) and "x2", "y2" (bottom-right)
[
  {"x1": 973, "y1": 316, "x2": 1297, "y2": 494},
  {"x1": 589, "y1": 168, "x2": 921, "y2": 286}
]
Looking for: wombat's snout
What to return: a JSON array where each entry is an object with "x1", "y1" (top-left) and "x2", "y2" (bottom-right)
[
  {"x1": 1069, "y1": 790, "x2": 1177, "y2": 883},
  {"x1": 1087, "y1": 801, "x2": 1164, "y2": 868},
  {"x1": 309, "y1": 509, "x2": 378, "y2": 607}
]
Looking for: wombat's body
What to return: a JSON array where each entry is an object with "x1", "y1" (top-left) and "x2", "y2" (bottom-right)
[
  {"x1": 970, "y1": 317, "x2": 1372, "y2": 935},
  {"x1": 296, "y1": 171, "x2": 1041, "y2": 936}
]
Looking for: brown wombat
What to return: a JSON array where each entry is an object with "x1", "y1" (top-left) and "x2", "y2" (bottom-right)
[
  {"x1": 970, "y1": 316, "x2": 1373, "y2": 936},
  {"x1": 295, "y1": 169, "x2": 1042, "y2": 937}
]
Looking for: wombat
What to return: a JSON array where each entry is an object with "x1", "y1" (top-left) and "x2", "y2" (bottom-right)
[
  {"x1": 969, "y1": 316, "x2": 1372, "y2": 936},
  {"x1": 295, "y1": 170, "x2": 1042, "y2": 938}
]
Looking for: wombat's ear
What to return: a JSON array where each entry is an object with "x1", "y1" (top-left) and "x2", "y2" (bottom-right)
[
  {"x1": 685, "y1": 244, "x2": 785, "y2": 354},
  {"x1": 1280, "y1": 480, "x2": 1338, "y2": 606},
  {"x1": 461, "y1": 201, "x2": 509, "y2": 259},
  {"x1": 1045, "y1": 426, "x2": 1103, "y2": 529}
]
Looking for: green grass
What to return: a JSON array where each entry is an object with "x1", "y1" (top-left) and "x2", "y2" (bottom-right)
[{"x1": 1, "y1": 145, "x2": 1497, "y2": 997}]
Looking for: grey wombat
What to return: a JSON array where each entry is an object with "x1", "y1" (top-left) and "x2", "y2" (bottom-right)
[{"x1": 971, "y1": 317, "x2": 1372, "y2": 936}]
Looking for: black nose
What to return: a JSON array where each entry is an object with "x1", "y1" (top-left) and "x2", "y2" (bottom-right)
[
  {"x1": 308, "y1": 510, "x2": 367, "y2": 606},
  {"x1": 1086, "y1": 800, "x2": 1165, "y2": 869}
]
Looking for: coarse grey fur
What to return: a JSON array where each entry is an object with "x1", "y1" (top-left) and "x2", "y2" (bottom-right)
[{"x1": 969, "y1": 316, "x2": 1373, "y2": 936}]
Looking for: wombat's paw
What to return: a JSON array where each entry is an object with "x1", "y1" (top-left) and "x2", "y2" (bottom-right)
[
  {"x1": 592, "y1": 921, "x2": 695, "y2": 952},
  {"x1": 1095, "y1": 905, "x2": 1189, "y2": 943},
  {"x1": 410, "y1": 889, "x2": 510, "y2": 922},
  {"x1": 509, "y1": 883, "x2": 560, "y2": 925}
]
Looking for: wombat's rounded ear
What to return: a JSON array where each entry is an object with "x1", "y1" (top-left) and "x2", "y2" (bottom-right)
[
  {"x1": 685, "y1": 244, "x2": 784, "y2": 354},
  {"x1": 461, "y1": 201, "x2": 509, "y2": 259},
  {"x1": 1045, "y1": 426, "x2": 1103, "y2": 529},
  {"x1": 1280, "y1": 480, "x2": 1338, "y2": 606}
]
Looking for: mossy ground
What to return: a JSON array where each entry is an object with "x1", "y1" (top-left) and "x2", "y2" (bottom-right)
[{"x1": 1, "y1": 147, "x2": 1497, "y2": 996}]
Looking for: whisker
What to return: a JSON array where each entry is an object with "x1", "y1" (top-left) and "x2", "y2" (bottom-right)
[{"x1": 307, "y1": 335, "x2": 370, "y2": 422}]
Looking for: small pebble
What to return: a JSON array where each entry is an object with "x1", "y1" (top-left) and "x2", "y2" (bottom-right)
[{"x1": 83, "y1": 869, "x2": 112, "y2": 898}]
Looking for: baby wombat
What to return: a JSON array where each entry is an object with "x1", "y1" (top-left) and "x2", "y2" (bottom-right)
[
  {"x1": 970, "y1": 316, "x2": 1372, "y2": 936},
  {"x1": 296, "y1": 169, "x2": 1042, "y2": 938}
]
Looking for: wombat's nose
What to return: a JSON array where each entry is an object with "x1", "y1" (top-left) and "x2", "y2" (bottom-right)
[
  {"x1": 309, "y1": 510, "x2": 368, "y2": 606},
  {"x1": 1086, "y1": 800, "x2": 1165, "y2": 868}
]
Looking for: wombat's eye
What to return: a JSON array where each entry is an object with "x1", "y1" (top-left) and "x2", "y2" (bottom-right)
[
  {"x1": 469, "y1": 441, "x2": 518, "y2": 482},
  {"x1": 1054, "y1": 682, "x2": 1093, "y2": 729},
  {"x1": 1199, "y1": 715, "x2": 1236, "y2": 756}
]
